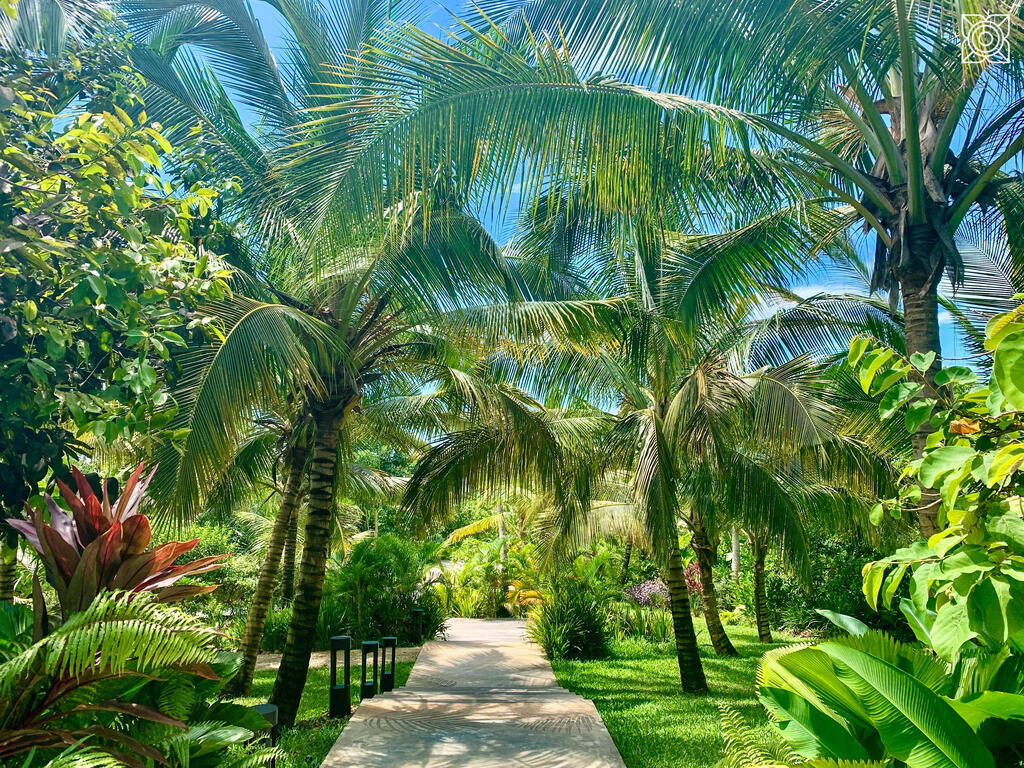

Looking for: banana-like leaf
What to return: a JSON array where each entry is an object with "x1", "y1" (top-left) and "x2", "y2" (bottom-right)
[
  {"x1": 818, "y1": 642, "x2": 994, "y2": 768},
  {"x1": 759, "y1": 685, "x2": 872, "y2": 761}
]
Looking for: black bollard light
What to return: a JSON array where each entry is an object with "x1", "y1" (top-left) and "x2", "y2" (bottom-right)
[
  {"x1": 251, "y1": 703, "x2": 280, "y2": 768},
  {"x1": 411, "y1": 608, "x2": 424, "y2": 643},
  {"x1": 361, "y1": 640, "x2": 379, "y2": 699},
  {"x1": 379, "y1": 636, "x2": 397, "y2": 693},
  {"x1": 329, "y1": 635, "x2": 352, "y2": 718}
]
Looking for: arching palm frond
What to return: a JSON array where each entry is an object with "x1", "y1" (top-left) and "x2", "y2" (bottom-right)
[{"x1": 149, "y1": 296, "x2": 331, "y2": 523}]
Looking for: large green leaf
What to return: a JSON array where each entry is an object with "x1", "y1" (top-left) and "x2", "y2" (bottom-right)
[
  {"x1": 993, "y1": 330, "x2": 1024, "y2": 412},
  {"x1": 760, "y1": 686, "x2": 872, "y2": 761},
  {"x1": 930, "y1": 600, "x2": 975, "y2": 661},
  {"x1": 919, "y1": 446, "x2": 978, "y2": 489},
  {"x1": 818, "y1": 642, "x2": 994, "y2": 768}
]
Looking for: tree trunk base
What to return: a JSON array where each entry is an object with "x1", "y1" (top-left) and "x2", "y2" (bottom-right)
[{"x1": 666, "y1": 546, "x2": 708, "y2": 695}]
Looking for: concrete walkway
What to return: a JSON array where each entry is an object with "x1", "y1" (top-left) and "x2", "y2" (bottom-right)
[{"x1": 322, "y1": 618, "x2": 626, "y2": 768}]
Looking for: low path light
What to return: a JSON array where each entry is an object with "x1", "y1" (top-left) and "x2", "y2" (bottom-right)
[
  {"x1": 329, "y1": 635, "x2": 352, "y2": 718},
  {"x1": 411, "y1": 608, "x2": 424, "y2": 643},
  {"x1": 361, "y1": 640, "x2": 379, "y2": 699},
  {"x1": 380, "y1": 636, "x2": 397, "y2": 693}
]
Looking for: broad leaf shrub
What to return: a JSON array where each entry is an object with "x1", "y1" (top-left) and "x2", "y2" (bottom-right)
[
  {"x1": 720, "y1": 312, "x2": 1024, "y2": 768},
  {"x1": 6, "y1": 463, "x2": 227, "y2": 620},
  {"x1": 0, "y1": 32, "x2": 229, "y2": 522},
  {"x1": 849, "y1": 308, "x2": 1024, "y2": 661}
]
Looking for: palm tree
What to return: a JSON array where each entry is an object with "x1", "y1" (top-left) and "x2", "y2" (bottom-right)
[
  {"x1": 111, "y1": 0, "x2": 530, "y2": 724},
  {"x1": 295, "y1": 4, "x2": 1024, "y2": 533},
  {"x1": 401, "y1": 179, "x2": 901, "y2": 688}
]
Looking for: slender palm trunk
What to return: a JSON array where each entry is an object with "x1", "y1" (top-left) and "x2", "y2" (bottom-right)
[
  {"x1": 751, "y1": 538, "x2": 772, "y2": 644},
  {"x1": 730, "y1": 527, "x2": 740, "y2": 581},
  {"x1": 620, "y1": 536, "x2": 634, "y2": 585},
  {"x1": 281, "y1": 505, "x2": 298, "y2": 602},
  {"x1": 901, "y1": 268, "x2": 942, "y2": 537},
  {"x1": 497, "y1": 503, "x2": 507, "y2": 564},
  {"x1": 665, "y1": 545, "x2": 708, "y2": 695},
  {"x1": 271, "y1": 409, "x2": 343, "y2": 726},
  {"x1": 691, "y1": 534, "x2": 737, "y2": 656},
  {"x1": 225, "y1": 444, "x2": 309, "y2": 697},
  {"x1": 0, "y1": 543, "x2": 16, "y2": 602}
]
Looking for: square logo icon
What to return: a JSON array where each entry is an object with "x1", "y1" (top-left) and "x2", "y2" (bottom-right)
[{"x1": 961, "y1": 13, "x2": 1011, "y2": 63}]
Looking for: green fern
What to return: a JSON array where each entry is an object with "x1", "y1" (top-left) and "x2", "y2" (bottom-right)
[
  {"x1": 716, "y1": 704, "x2": 799, "y2": 767},
  {"x1": 0, "y1": 593, "x2": 222, "y2": 764}
]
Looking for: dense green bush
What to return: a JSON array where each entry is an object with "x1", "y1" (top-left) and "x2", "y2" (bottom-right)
[
  {"x1": 528, "y1": 581, "x2": 611, "y2": 660},
  {"x1": 716, "y1": 534, "x2": 909, "y2": 637}
]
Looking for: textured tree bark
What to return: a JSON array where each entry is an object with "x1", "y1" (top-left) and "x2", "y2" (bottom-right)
[
  {"x1": 901, "y1": 269, "x2": 943, "y2": 537},
  {"x1": 692, "y1": 534, "x2": 737, "y2": 656},
  {"x1": 281, "y1": 504, "x2": 298, "y2": 603},
  {"x1": 0, "y1": 544, "x2": 16, "y2": 602},
  {"x1": 224, "y1": 443, "x2": 309, "y2": 697},
  {"x1": 665, "y1": 545, "x2": 708, "y2": 695},
  {"x1": 751, "y1": 538, "x2": 773, "y2": 643},
  {"x1": 620, "y1": 536, "x2": 634, "y2": 585},
  {"x1": 730, "y1": 527, "x2": 741, "y2": 581},
  {"x1": 271, "y1": 409, "x2": 343, "y2": 726}
]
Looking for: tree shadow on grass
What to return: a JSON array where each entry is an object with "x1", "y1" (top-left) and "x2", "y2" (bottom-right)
[{"x1": 552, "y1": 624, "x2": 788, "y2": 768}]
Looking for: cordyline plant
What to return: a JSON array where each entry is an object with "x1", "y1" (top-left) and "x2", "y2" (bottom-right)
[{"x1": 7, "y1": 463, "x2": 226, "y2": 620}]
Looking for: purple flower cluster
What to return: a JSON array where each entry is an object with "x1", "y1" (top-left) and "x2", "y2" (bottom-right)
[{"x1": 625, "y1": 579, "x2": 669, "y2": 606}]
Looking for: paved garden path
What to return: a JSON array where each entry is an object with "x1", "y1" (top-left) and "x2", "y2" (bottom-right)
[{"x1": 321, "y1": 618, "x2": 626, "y2": 768}]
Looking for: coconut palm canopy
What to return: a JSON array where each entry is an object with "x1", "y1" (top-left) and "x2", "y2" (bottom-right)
[{"x1": 3, "y1": 2, "x2": 1023, "y2": 765}]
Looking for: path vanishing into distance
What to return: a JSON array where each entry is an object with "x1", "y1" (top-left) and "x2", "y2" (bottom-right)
[{"x1": 322, "y1": 618, "x2": 626, "y2": 768}]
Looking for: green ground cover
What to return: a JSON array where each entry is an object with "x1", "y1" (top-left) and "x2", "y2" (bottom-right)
[
  {"x1": 231, "y1": 661, "x2": 416, "y2": 768},
  {"x1": 553, "y1": 623, "x2": 792, "y2": 768}
]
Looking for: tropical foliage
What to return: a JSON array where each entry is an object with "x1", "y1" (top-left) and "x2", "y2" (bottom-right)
[
  {"x1": 0, "y1": 591, "x2": 277, "y2": 768},
  {"x1": 850, "y1": 306, "x2": 1024, "y2": 661},
  {"x1": 7, "y1": 463, "x2": 226, "y2": 620},
  {"x1": 3, "y1": 1, "x2": 1024, "y2": 767}
]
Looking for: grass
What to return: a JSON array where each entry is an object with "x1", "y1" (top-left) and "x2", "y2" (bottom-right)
[
  {"x1": 230, "y1": 661, "x2": 416, "y2": 768},
  {"x1": 552, "y1": 621, "x2": 793, "y2": 768}
]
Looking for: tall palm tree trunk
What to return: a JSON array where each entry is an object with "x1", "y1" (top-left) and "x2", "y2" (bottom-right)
[
  {"x1": 225, "y1": 443, "x2": 309, "y2": 697},
  {"x1": 665, "y1": 545, "x2": 708, "y2": 695},
  {"x1": 0, "y1": 544, "x2": 16, "y2": 602},
  {"x1": 271, "y1": 409, "x2": 343, "y2": 726},
  {"x1": 751, "y1": 538, "x2": 772, "y2": 644},
  {"x1": 691, "y1": 535, "x2": 737, "y2": 656},
  {"x1": 900, "y1": 264, "x2": 942, "y2": 537},
  {"x1": 281, "y1": 505, "x2": 299, "y2": 602},
  {"x1": 730, "y1": 527, "x2": 740, "y2": 581}
]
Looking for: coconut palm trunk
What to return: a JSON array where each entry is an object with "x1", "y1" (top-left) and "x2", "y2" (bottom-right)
[
  {"x1": 0, "y1": 544, "x2": 16, "y2": 602},
  {"x1": 730, "y1": 527, "x2": 740, "y2": 581},
  {"x1": 900, "y1": 265, "x2": 943, "y2": 537},
  {"x1": 281, "y1": 505, "x2": 299, "y2": 602},
  {"x1": 691, "y1": 534, "x2": 737, "y2": 656},
  {"x1": 665, "y1": 544, "x2": 708, "y2": 695},
  {"x1": 271, "y1": 408, "x2": 344, "y2": 726},
  {"x1": 751, "y1": 537, "x2": 772, "y2": 644},
  {"x1": 225, "y1": 442, "x2": 309, "y2": 697}
]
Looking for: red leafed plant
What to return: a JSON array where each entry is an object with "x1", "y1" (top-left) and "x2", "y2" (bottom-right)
[{"x1": 7, "y1": 462, "x2": 227, "y2": 619}]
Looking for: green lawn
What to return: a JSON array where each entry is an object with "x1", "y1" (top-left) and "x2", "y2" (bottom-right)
[
  {"x1": 552, "y1": 623, "x2": 791, "y2": 768},
  {"x1": 231, "y1": 661, "x2": 416, "y2": 768}
]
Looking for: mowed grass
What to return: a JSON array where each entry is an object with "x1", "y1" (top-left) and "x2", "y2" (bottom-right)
[
  {"x1": 552, "y1": 622, "x2": 793, "y2": 768},
  {"x1": 231, "y1": 661, "x2": 416, "y2": 768}
]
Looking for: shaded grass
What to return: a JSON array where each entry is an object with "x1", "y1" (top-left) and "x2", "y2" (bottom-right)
[
  {"x1": 552, "y1": 622, "x2": 793, "y2": 768},
  {"x1": 231, "y1": 661, "x2": 415, "y2": 768}
]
